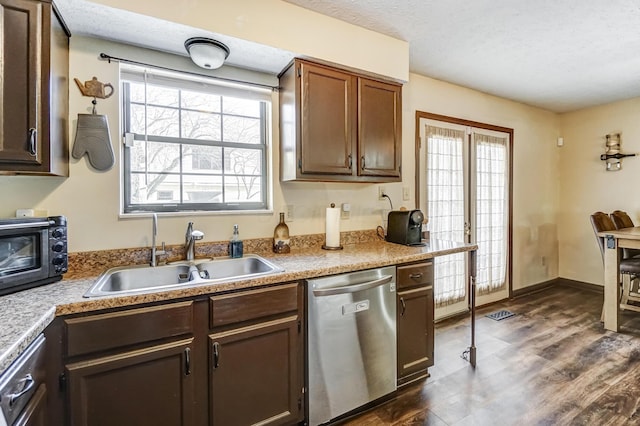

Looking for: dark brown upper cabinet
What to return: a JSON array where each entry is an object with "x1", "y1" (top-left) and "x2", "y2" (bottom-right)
[
  {"x1": 0, "y1": 0, "x2": 69, "y2": 176},
  {"x1": 279, "y1": 59, "x2": 402, "y2": 182}
]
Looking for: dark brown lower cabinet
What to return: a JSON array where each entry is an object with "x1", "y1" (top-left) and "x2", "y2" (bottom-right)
[
  {"x1": 65, "y1": 338, "x2": 195, "y2": 426},
  {"x1": 209, "y1": 317, "x2": 301, "y2": 425},
  {"x1": 209, "y1": 283, "x2": 304, "y2": 426},
  {"x1": 396, "y1": 262, "x2": 434, "y2": 386}
]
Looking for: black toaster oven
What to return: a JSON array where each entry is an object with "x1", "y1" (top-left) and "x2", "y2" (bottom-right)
[{"x1": 0, "y1": 216, "x2": 67, "y2": 295}]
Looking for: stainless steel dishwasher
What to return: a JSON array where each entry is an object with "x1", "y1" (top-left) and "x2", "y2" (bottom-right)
[{"x1": 307, "y1": 266, "x2": 397, "y2": 425}]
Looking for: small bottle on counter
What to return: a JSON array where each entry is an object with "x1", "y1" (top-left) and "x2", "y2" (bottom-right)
[
  {"x1": 229, "y1": 224, "x2": 243, "y2": 258},
  {"x1": 273, "y1": 212, "x2": 291, "y2": 254}
]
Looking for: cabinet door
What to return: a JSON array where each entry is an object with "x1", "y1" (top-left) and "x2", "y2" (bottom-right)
[
  {"x1": 209, "y1": 316, "x2": 302, "y2": 426},
  {"x1": 299, "y1": 61, "x2": 356, "y2": 176},
  {"x1": 14, "y1": 384, "x2": 48, "y2": 426},
  {"x1": 397, "y1": 286, "x2": 434, "y2": 384},
  {"x1": 358, "y1": 78, "x2": 402, "y2": 178},
  {"x1": 0, "y1": 0, "x2": 42, "y2": 166},
  {"x1": 66, "y1": 338, "x2": 195, "y2": 426}
]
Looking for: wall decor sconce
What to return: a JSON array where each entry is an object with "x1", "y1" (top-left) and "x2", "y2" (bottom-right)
[
  {"x1": 600, "y1": 133, "x2": 636, "y2": 171},
  {"x1": 72, "y1": 77, "x2": 115, "y2": 171}
]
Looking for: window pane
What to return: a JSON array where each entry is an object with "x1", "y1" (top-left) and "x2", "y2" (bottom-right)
[
  {"x1": 123, "y1": 67, "x2": 268, "y2": 212},
  {"x1": 129, "y1": 82, "x2": 146, "y2": 103},
  {"x1": 130, "y1": 173, "x2": 181, "y2": 204},
  {"x1": 224, "y1": 148, "x2": 262, "y2": 175},
  {"x1": 181, "y1": 110, "x2": 221, "y2": 140},
  {"x1": 183, "y1": 175, "x2": 223, "y2": 203},
  {"x1": 223, "y1": 97, "x2": 261, "y2": 117},
  {"x1": 146, "y1": 84, "x2": 179, "y2": 107},
  {"x1": 129, "y1": 104, "x2": 146, "y2": 135},
  {"x1": 182, "y1": 145, "x2": 222, "y2": 174},
  {"x1": 182, "y1": 90, "x2": 221, "y2": 113},
  {"x1": 147, "y1": 141, "x2": 180, "y2": 173},
  {"x1": 224, "y1": 176, "x2": 262, "y2": 202},
  {"x1": 129, "y1": 140, "x2": 147, "y2": 172},
  {"x1": 146, "y1": 106, "x2": 180, "y2": 137},
  {"x1": 223, "y1": 116, "x2": 261, "y2": 144}
]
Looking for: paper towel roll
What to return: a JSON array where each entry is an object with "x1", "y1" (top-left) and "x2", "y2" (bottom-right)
[{"x1": 325, "y1": 206, "x2": 341, "y2": 248}]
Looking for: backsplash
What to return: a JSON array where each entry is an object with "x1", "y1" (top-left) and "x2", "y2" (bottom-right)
[{"x1": 66, "y1": 229, "x2": 381, "y2": 279}]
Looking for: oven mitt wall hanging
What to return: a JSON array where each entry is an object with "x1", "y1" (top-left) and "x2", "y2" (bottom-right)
[
  {"x1": 72, "y1": 113, "x2": 115, "y2": 171},
  {"x1": 72, "y1": 76, "x2": 115, "y2": 171}
]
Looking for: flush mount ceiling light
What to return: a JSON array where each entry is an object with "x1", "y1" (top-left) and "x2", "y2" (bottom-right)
[{"x1": 184, "y1": 37, "x2": 230, "y2": 70}]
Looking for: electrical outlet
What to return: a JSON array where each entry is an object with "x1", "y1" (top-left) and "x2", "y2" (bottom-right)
[
  {"x1": 285, "y1": 204, "x2": 294, "y2": 222},
  {"x1": 341, "y1": 203, "x2": 350, "y2": 220},
  {"x1": 378, "y1": 186, "x2": 386, "y2": 201},
  {"x1": 402, "y1": 186, "x2": 410, "y2": 201}
]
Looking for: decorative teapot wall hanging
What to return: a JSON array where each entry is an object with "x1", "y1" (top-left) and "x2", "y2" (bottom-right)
[{"x1": 72, "y1": 77, "x2": 115, "y2": 171}]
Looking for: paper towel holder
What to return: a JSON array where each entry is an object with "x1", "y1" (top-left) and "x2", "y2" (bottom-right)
[{"x1": 322, "y1": 203, "x2": 343, "y2": 250}]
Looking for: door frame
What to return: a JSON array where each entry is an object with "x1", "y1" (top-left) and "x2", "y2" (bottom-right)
[{"x1": 414, "y1": 110, "x2": 514, "y2": 300}]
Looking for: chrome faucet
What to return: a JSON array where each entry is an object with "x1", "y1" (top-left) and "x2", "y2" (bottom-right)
[
  {"x1": 150, "y1": 213, "x2": 166, "y2": 267},
  {"x1": 184, "y1": 222, "x2": 204, "y2": 261}
]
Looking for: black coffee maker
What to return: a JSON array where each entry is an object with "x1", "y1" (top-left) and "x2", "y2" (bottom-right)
[{"x1": 386, "y1": 210, "x2": 425, "y2": 246}]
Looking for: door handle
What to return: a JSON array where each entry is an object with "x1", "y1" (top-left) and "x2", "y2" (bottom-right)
[
  {"x1": 27, "y1": 128, "x2": 37, "y2": 156},
  {"x1": 184, "y1": 347, "x2": 191, "y2": 376},
  {"x1": 312, "y1": 275, "x2": 393, "y2": 296},
  {"x1": 212, "y1": 342, "x2": 220, "y2": 369},
  {"x1": 348, "y1": 154, "x2": 353, "y2": 169},
  {"x1": 360, "y1": 156, "x2": 366, "y2": 170},
  {"x1": 8, "y1": 374, "x2": 35, "y2": 407},
  {"x1": 400, "y1": 297, "x2": 406, "y2": 316},
  {"x1": 409, "y1": 273, "x2": 423, "y2": 280}
]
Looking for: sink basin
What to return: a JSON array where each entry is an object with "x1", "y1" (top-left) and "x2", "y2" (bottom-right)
[{"x1": 83, "y1": 254, "x2": 284, "y2": 298}]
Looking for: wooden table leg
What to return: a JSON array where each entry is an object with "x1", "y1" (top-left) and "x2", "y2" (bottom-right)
[{"x1": 603, "y1": 235, "x2": 621, "y2": 332}]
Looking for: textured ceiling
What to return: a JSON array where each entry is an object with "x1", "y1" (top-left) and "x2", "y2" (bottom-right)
[
  {"x1": 54, "y1": 0, "x2": 296, "y2": 74},
  {"x1": 283, "y1": 0, "x2": 640, "y2": 113},
  {"x1": 56, "y1": 0, "x2": 640, "y2": 113}
]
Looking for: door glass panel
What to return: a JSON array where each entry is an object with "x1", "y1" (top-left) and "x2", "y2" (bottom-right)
[
  {"x1": 426, "y1": 125, "x2": 467, "y2": 307},
  {"x1": 474, "y1": 132, "x2": 508, "y2": 295}
]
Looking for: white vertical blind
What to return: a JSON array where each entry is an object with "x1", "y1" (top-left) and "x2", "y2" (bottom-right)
[
  {"x1": 474, "y1": 132, "x2": 508, "y2": 294},
  {"x1": 426, "y1": 125, "x2": 467, "y2": 307}
]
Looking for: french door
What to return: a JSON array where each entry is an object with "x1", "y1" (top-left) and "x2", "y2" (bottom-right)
[{"x1": 417, "y1": 115, "x2": 512, "y2": 318}]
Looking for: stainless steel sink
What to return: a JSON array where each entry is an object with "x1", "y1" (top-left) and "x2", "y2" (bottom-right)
[{"x1": 83, "y1": 254, "x2": 284, "y2": 298}]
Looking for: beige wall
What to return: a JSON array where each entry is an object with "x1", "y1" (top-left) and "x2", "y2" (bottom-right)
[
  {"x1": 558, "y1": 97, "x2": 640, "y2": 285},
  {"x1": 405, "y1": 74, "x2": 561, "y2": 290},
  {"x1": 0, "y1": 2, "x2": 565, "y2": 292}
]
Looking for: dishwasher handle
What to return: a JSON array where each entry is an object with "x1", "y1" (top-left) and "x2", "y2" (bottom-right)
[{"x1": 312, "y1": 275, "x2": 393, "y2": 297}]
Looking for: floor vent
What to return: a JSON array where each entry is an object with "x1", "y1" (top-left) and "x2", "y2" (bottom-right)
[{"x1": 486, "y1": 310, "x2": 516, "y2": 321}]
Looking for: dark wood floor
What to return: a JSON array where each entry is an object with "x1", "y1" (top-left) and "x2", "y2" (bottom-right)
[{"x1": 343, "y1": 284, "x2": 640, "y2": 425}]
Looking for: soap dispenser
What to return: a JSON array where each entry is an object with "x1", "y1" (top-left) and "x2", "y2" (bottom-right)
[{"x1": 229, "y1": 224, "x2": 243, "y2": 258}]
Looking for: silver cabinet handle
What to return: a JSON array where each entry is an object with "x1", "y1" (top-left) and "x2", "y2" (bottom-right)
[
  {"x1": 8, "y1": 374, "x2": 35, "y2": 407},
  {"x1": 212, "y1": 342, "x2": 220, "y2": 369},
  {"x1": 360, "y1": 156, "x2": 365, "y2": 170},
  {"x1": 27, "y1": 128, "x2": 37, "y2": 156},
  {"x1": 348, "y1": 154, "x2": 353, "y2": 169},
  {"x1": 400, "y1": 297, "x2": 406, "y2": 316},
  {"x1": 313, "y1": 275, "x2": 393, "y2": 296},
  {"x1": 409, "y1": 273, "x2": 423, "y2": 280}
]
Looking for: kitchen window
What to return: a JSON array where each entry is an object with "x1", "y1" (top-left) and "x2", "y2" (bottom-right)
[{"x1": 121, "y1": 65, "x2": 271, "y2": 213}]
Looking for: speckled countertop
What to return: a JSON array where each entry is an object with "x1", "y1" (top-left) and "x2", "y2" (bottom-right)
[{"x1": 0, "y1": 239, "x2": 476, "y2": 374}]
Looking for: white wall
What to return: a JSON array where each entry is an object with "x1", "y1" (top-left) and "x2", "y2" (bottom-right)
[
  {"x1": 405, "y1": 74, "x2": 561, "y2": 291},
  {"x1": 558, "y1": 97, "x2": 640, "y2": 285}
]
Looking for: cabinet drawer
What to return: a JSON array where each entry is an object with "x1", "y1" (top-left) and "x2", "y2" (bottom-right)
[
  {"x1": 65, "y1": 301, "x2": 194, "y2": 357},
  {"x1": 210, "y1": 283, "x2": 299, "y2": 328},
  {"x1": 397, "y1": 262, "x2": 433, "y2": 290}
]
